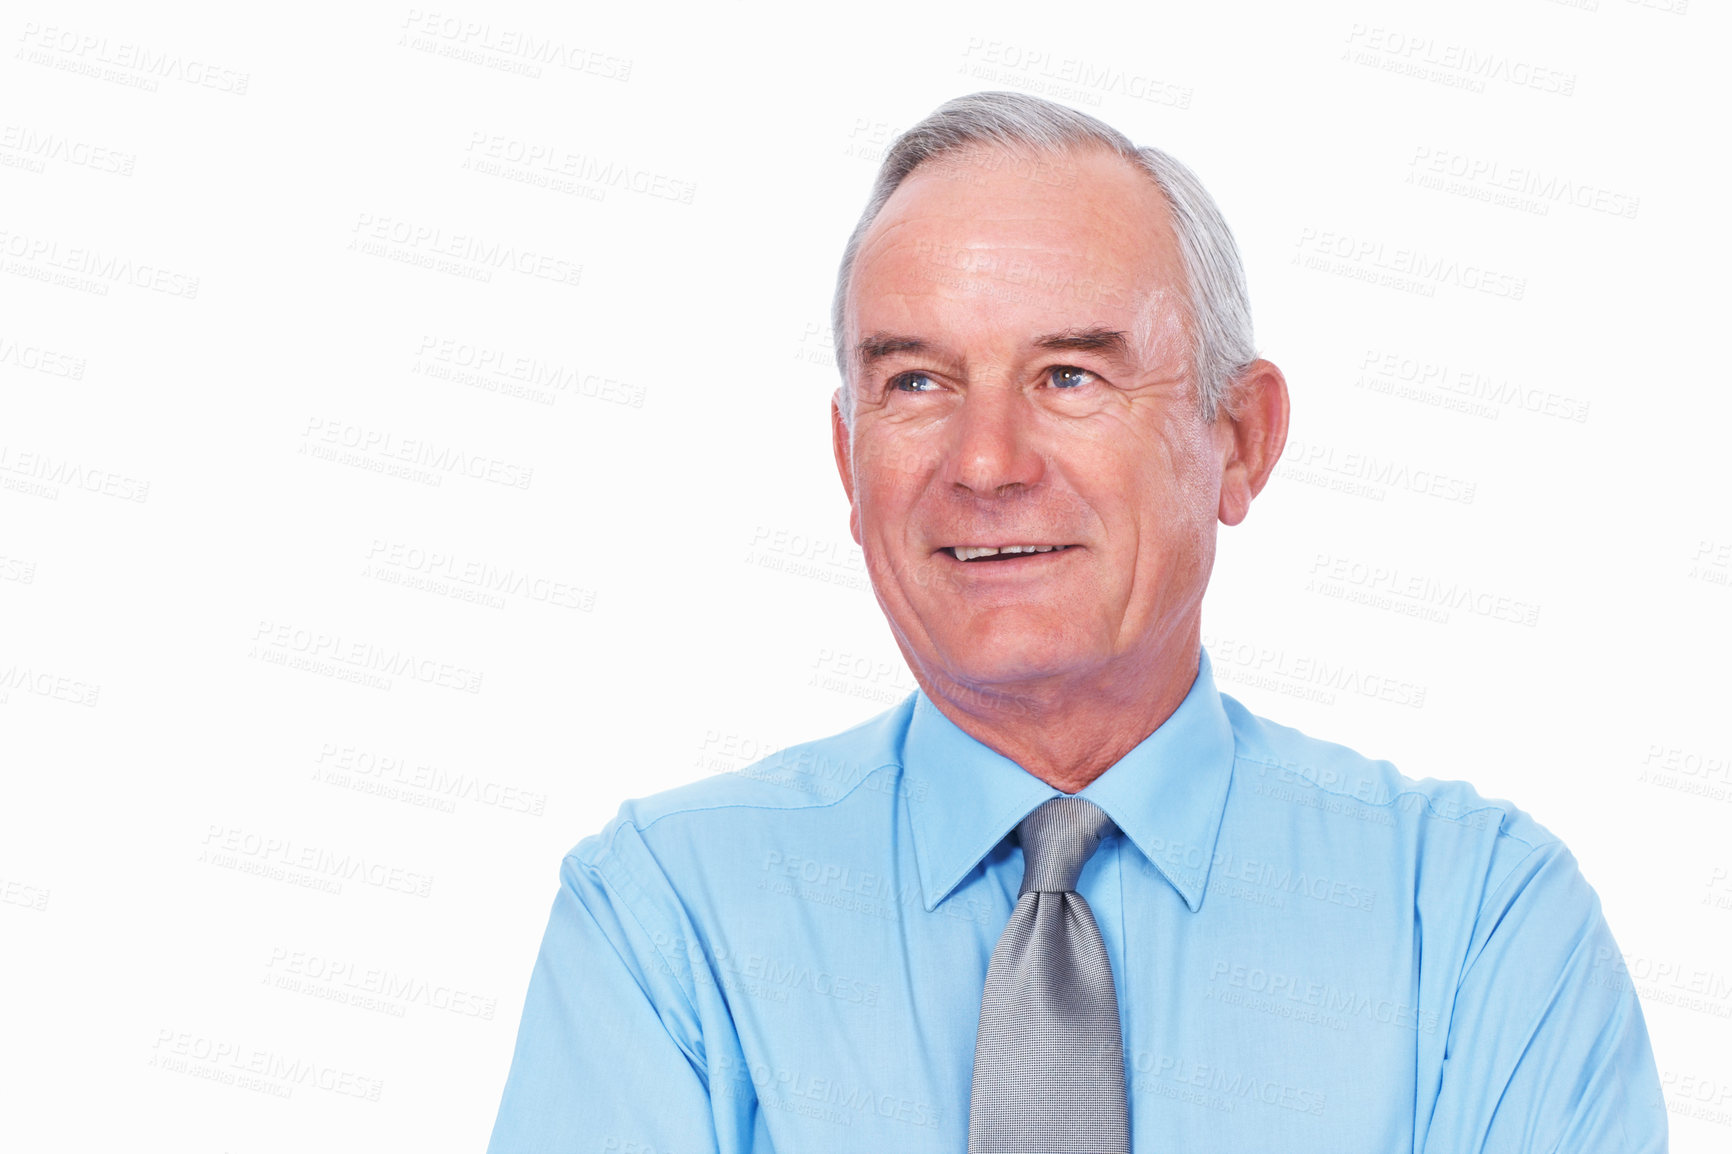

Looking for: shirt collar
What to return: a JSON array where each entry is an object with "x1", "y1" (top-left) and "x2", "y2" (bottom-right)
[{"x1": 900, "y1": 646, "x2": 1235, "y2": 913}]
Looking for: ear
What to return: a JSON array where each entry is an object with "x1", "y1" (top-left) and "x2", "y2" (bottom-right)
[
  {"x1": 831, "y1": 389, "x2": 862, "y2": 545},
  {"x1": 1217, "y1": 359, "x2": 1290, "y2": 527}
]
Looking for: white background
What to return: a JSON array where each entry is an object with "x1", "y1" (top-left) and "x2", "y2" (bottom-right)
[{"x1": 2, "y1": 0, "x2": 1727, "y2": 1149}]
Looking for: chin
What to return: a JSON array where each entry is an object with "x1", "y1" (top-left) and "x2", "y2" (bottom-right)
[{"x1": 930, "y1": 631, "x2": 1085, "y2": 690}]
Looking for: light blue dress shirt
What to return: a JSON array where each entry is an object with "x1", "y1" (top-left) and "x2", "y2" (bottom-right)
[{"x1": 487, "y1": 647, "x2": 1666, "y2": 1152}]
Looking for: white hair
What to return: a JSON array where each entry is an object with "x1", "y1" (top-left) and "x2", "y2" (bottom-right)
[{"x1": 831, "y1": 91, "x2": 1256, "y2": 428}]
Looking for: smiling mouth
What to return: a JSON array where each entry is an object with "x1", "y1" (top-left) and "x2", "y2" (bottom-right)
[{"x1": 943, "y1": 544, "x2": 1077, "y2": 562}]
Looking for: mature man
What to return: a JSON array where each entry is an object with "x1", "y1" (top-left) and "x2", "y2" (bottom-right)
[{"x1": 486, "y1": 93, "x2": 1664, "y2": 1152}]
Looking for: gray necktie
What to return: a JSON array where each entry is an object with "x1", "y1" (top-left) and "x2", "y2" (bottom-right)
[{"x1": 968, "y1": 795, "x2": 1129, "y2": 1153}]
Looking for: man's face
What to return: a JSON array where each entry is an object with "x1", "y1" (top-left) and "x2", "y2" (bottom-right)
[{"x1": 834, "y1": 145, "x2": 1242, "y2": 701}]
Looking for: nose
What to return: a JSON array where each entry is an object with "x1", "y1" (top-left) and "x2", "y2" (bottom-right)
[{"x1": 944, "y1": 380, "x2": 1046, "y2": 498}]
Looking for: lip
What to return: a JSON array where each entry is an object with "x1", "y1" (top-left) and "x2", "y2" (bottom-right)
[{"x1": 936, "y1": 544, "x2": 1081, "y2": 572}]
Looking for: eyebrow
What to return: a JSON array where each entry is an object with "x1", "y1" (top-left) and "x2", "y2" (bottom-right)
[
  {"x1": 855, "y1": 328, "x2": 1132, "y2": 372},
  {"x1": 855, "y1": 333, "x2": 929, "y2": 370},
  {"x1": 1033, "y1": 328, "x2": 1131, "y2": 359}
]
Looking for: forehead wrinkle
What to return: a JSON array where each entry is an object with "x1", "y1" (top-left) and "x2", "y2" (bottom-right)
[{"x1": 849, "y1": 147, "x2": 1191, "y2": 384}]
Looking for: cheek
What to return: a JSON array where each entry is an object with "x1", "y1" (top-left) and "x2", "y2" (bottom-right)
[
  {"x1": 1120, "y1": 427, "x2": 1221, "y2": 572},
  {"x1": 852, "y1": 433, "x2": 942, "y2": 498},
  {"x1": 850, "y1": 471, "x2": 922, "y2": 571},
  {"x1": 854, "y1": 471, "x2": 912, "y2": 537},
  {"x1": 1119, "y1": 415, "x2": 1214, "y2": 502}
]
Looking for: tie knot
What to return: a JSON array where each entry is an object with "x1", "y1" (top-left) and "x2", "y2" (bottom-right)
[{"x1": 1015, "y1": 796, "x2": 1116, "y2": 895}]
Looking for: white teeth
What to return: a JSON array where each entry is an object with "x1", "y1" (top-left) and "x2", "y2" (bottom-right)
[{"x1": 952, "y1": 545, "x2": 1064, "y2": 561}]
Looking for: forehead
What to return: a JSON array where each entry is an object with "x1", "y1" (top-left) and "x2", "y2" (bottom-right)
[{"x1": 848, "y1": 144, "x2": 1186, "y2": 346}]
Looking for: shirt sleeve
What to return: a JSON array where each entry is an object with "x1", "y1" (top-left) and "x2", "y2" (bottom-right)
[
  {"x1": 1420, "y1": 838, "x2": 1668, "y2": 1154},
  {"x1": 485, "y1": 831, "x2": 727, "y2": 1154}
]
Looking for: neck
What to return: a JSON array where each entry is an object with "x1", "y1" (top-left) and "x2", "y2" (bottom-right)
[{"x1": 912, "y1": 629, "x2": 1203, "y2": 793}]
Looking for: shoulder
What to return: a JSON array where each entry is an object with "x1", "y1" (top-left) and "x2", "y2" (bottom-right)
[
  {"x1": 1218, "y1": 691, "x2": 1561, "y2": 879},
  {"x1": 567, "y1": 693, "x2": 916, "y2": 871}
]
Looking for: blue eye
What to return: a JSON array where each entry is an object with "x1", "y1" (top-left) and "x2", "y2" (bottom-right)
[
  {"x1": 891, "y1": 372, "x2": 938, "y2": 393},
  {"x1": 1048, "y1": 366, "x2": 1094, "y2": 389}
]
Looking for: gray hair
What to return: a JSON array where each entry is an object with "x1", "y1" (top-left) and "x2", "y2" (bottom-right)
[{"x1": 831, "y1": 91, "x2": 1256, "y2": 428}]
